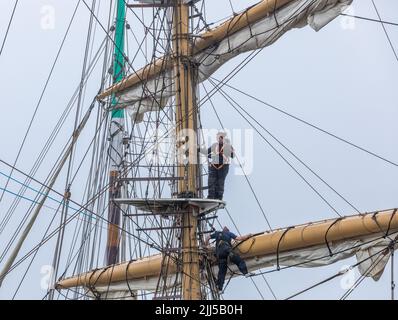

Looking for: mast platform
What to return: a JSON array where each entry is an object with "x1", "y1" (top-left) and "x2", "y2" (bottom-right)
[{"x1": 114, "y1": 198, "x2": 225, "y2": 216}]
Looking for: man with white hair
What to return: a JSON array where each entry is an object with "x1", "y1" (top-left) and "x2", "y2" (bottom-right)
[{"x1": 205, "y1": 131, "x2": 234, "y2": 200}]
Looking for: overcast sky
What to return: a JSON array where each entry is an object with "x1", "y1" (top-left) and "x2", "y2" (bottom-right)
[{"x1": 0, "y1": 0, "x2": 397, "y2": 300}]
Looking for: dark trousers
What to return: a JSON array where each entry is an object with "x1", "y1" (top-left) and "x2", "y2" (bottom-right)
[
  {"x1": 208, "y1": 165, "x2": 229, "y2": 200},
  {"x1": 216, "y1": 250, "x2": 248, "y2": 291}
]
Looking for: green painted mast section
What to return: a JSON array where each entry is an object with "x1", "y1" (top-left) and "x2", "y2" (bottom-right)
[
  {"x1": 112, "y1": 0, "x2": 126, "y2": 117},
  {"x1": 106, "y1": 0, "x2": 126, "y2": 265}
]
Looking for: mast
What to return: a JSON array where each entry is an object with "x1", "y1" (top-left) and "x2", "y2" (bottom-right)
[
  {"x1": 173, "y1": 0, "x2": 201, "y2": 300},
  {"x1": 106, "y1": 0, "x2": 126, "y2": 265}
]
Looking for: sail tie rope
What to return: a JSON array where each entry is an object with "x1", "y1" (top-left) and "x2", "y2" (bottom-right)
[
  {"x1": 371, "y1": 210, "x2": 392, "y2": 241},
  {"x1": 245, "y1": 11, "x2": 254, "y2": 39},
  {"x1": 225, "y1": 9, "x2": 246, "y2": 54},
  {"x1": 372, "y1": 209, "x2": 397, "y2": 241},
  {"x1": 233, "y1": 233, "x2": 257, "y2": 255},
  {"x1": 276, "y1": 226, "x2": 295, "y2": 270},
  {"x1": 385, "y1": 209, "x2": 397, "y2": 239},
  {"x1": 125, "y1": 259, "x2": 138, "y2": 299},
  {"x1": 325, "y1": 217, "x2": 344, "y2": 257},
  {"x1": 87, "y1": 267, "x2": 103, "y2": 300},
  {"x1": 272, "y1": 0, "x2": 280, "y2": 28}
]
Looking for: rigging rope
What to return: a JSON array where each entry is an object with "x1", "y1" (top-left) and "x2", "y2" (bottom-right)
[
  {"x1": 50, "y1": 0, "x2": 98, "y2": 299},
  {"x1": 0, "y1": 0, "x2": 81, "y2": 204},
  {"x1": 0, "y1": 95, "x2": 100, "y2": 264},
  {"x1": 81, "y1": 0, "x2": 173, "y2": 122},
  {"x1": 0, "y1": 171, "x2": 79, "y2": 212},
  {"x1": 391, "y1": 246, "x2": 395, "y2": 300},
  {"x1": 286, "y1": 238, "x2": 396, "y2": 299},
  {"x1": 1, "y1": 7, "x2": 118, "y2": 294},
  {"x1": 206, "y1": 77, "x2": 344, "y2": 217},
  {"x1": 210, "y1": 78, "x2": 398, "y2": 169},
  {"x1": 340, "y1": 13, "x2": 398, "y2": 27},
  {"x1": 0, "y1": 0, "x2": 18, "y2": 58},
  {"x1": 202, "y1": 82, "x2": 274, "y2": 230},
  {"x1": 0, "y1": 157, "x2": 154, "y2": 248},
  {"x1": 371, "y1": 0, "x2": 398, "y2": 63},
  {"x1": 0, "y1": 35, "x2": 108, "y2": 235},
  {"x1": 340, "y1": 250, "x2": 387, "y2": 300},
  {"x1": 196, "y1": 0, "x2": 317, "y2": 108}
]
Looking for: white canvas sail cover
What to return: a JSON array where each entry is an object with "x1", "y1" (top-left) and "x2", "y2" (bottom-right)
[
  {"x1": 243, "y1": 236, "x2": 396, "y2": 281},
  {"x1": 115, "y1": 0, "x2": 352, "y2": 123}
]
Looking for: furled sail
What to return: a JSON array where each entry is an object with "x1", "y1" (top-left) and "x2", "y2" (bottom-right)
[
  {"x1": 98, "y1": 0, "x2": 352, "y2": 123},
  {"x1": 56, "y1": 209, "x2": 398, "y2": 296}
]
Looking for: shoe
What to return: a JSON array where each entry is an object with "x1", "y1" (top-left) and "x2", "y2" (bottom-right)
[{"x1": 244, "y1": 272, "x2": 255, "y2": 278}]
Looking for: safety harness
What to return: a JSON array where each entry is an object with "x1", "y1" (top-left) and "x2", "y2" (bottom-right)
[
  {"x1": 210, "y1": 143, "x2": 232, "y2": 170},
  {"x1": 215, "y1": 232, "x2": 234, "y2": 260}
]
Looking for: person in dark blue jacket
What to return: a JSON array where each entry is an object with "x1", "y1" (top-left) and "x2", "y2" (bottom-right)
[{"x1": 205, "y1": 226, "x2": 253, "y2": 292}]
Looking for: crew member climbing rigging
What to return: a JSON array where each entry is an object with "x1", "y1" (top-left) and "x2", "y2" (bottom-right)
[{"x1": 206, "y1": 226, "x2": 253, "y2": 292}]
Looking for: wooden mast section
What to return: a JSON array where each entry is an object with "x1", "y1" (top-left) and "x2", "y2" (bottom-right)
[{"x1": 173, "y1": 0, "x2": 201, "y2": 300}]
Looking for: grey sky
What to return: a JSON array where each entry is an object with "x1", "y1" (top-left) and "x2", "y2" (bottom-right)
[{"x1": 0, "y1": 0, "x2": 397, "y2": 300}]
